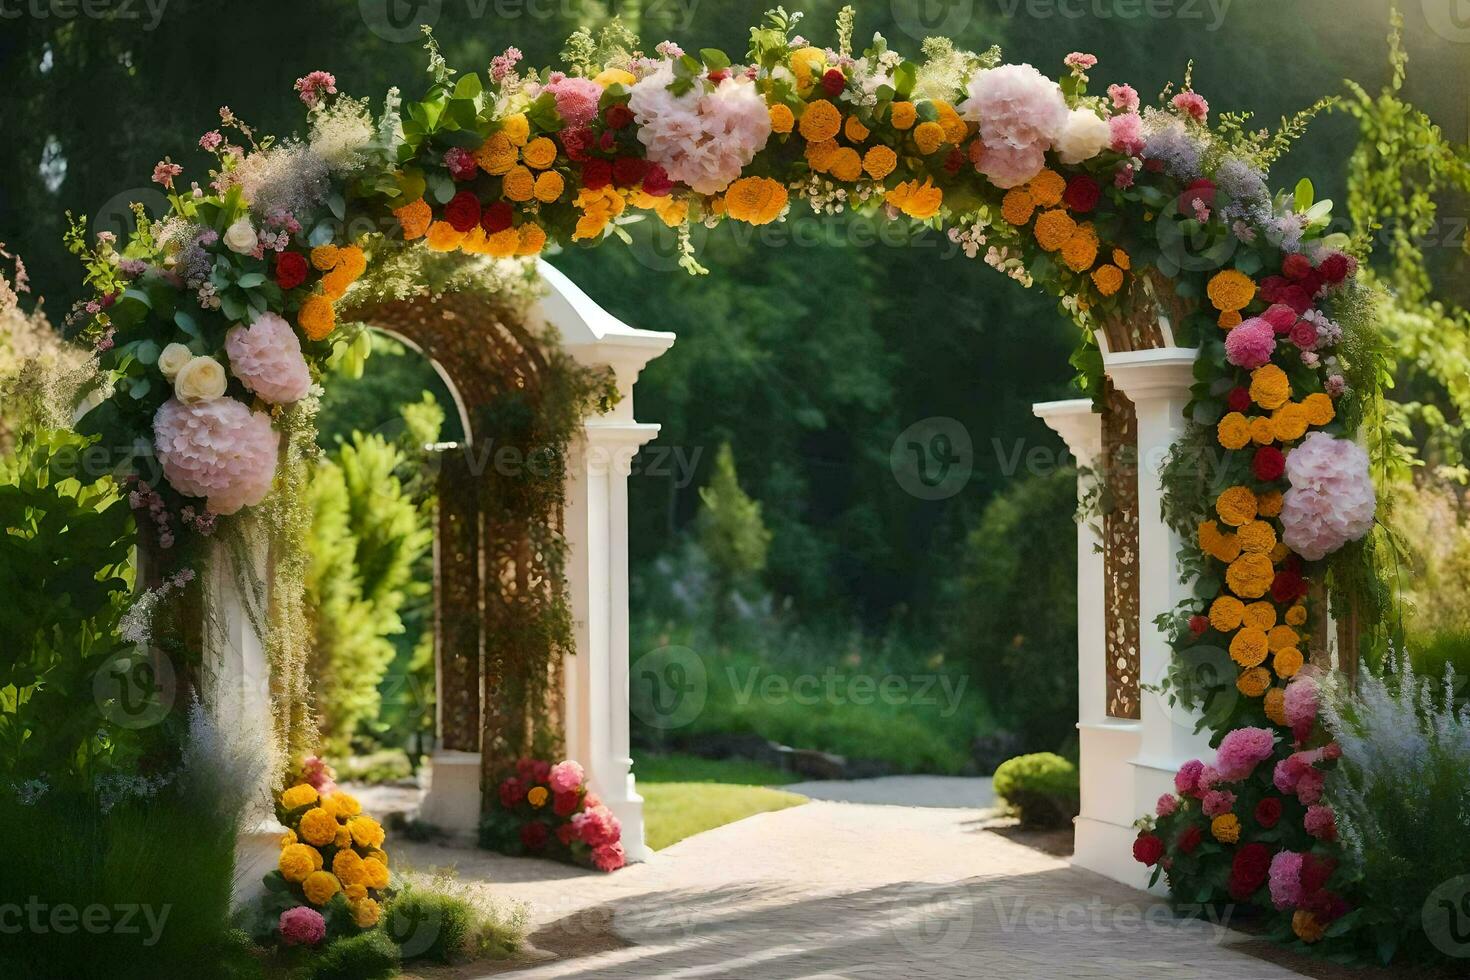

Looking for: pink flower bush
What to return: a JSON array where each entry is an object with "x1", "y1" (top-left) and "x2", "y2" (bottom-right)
[
  {"x1": 154, "y1": 398, "x2": 279, "y2": 515},
  {"x1": 629, "y1": 64, "x2": 771, "y2": 194},
  {"x1": 1214, "y1": 726, "x2": 1276, "y2": 780},
  {"x1": 300, "y1": 756, "x2": 337, "y2": 795},
  {"x1": 225, "y1": 313, "x2": 311, "y2": 405},
  {"x1": 1280, "y1": 432, "x2": 1376, "y2": 560},
  {"x1": 1224, "y1": 316, "x2": 1276, "y2": 368},
  {"x1": 279, "y1": 906, "x2": 326, "y2": 946},
  {"x1": 1283, "y1": 674, "x2": 1319, "y2": 734},
  {"x1": 1268, "y1": 851, "x2": 1304, "y2": 909},
  {"x1": 1107, "y1": 83, "x2": 1140, "y2": 112},
  {"x1": 548, "y1": 760, "x2": 585, "y2": 794},
  {"x1": 545, "y1": 73, "x2": 604, "y2": 126},
  {"x1": 293, "y1": 71, "x2": 337, "y2": 109},
  {"x1": 958, "y1": 63, "x2": 1068, "y2": 188}
]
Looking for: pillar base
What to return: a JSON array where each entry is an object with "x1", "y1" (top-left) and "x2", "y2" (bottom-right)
[
  {"x1": 419, "y1": 750, "x2": 483, "y2": 837},
  {"x1": 596, "y1": 769, "x2": 650, "y2": 863},
  {"x1": 233, "y1": 817, "x2": 289, "y2": 908}
]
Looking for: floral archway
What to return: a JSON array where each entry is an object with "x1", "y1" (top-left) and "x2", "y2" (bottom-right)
[{"x1": 67, "y1": 8, "x2": 1386, "y2": 956}]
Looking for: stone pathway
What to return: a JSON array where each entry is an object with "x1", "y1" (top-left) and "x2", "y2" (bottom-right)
[
  {"x1": 780, "y1": 775, "x2": 995, "y2": 809},
  {"x1": 388, "y1": 797, "x2": 1310, "y2": 980}
]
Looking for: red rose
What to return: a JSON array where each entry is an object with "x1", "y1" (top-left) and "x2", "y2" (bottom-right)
[
  {"x1": 1319, "y1": 253, "x2": 1349, "y2": 283},
  {"x1": 560, "y1": 125, "x2": 593, "y2": 162},
  {"x1": 1132, "y1": 833, "x2": 1165, "y2": 866},
  {"x1": 481, "y1": 201, "x2": 513, "y2": 234},
  {"x1": 598, "y1": 129, "x2": 617, "y2": 151},
  {"x1": 1271, "y1": 567, "x2": 1309, "y2": 604},
  {"x1": 943, "y1": 147, "x2": 966, "y2": 175},
  {"x1": 612, "y1": 156, "x2": 649, "y2": 188},
  {"x1": 520, "y1": 821, "x2": 549, "y2": 851},
  {"x1": 1063, "y1": 174, "x2": 1101, "y2": 213},
  {"x1": 1177, "y1": 824, "x2": 1203, "y2": 855},
  {"x1": 516, "y1": 758, "x2": 551, "y2": 782},
  {"x1": 274, "y1": 250, "x2": 308, "y2": 290},
  {"x1": 641, "y1": 163, "x2": 674, "y2": 197},
  {"x1": 445, "y1": 190, "x2": 482, "y2": 232},
  {"x1": 1300, "y1": 853, "x2": 1337, "y2": 895},
  {"x1": 498, "y1": 777, "x2": 525, "y2": 808},
  {"x1": 605, "y1": 103, "x2": 633, "y2": 130},
  {"x1": 1189, "y1": 614, "x2": 1209, "y2": 636},
  {"x1": 1179, "y1": 177, "x2": 1215, "y2": 215},
  {"x1": 1290, "y1": 320, "x2": 1318, "y2": 350},
  {"x1": 1279, "y1": 284, "x2": 1313, "y2": 314},
  {"x1": 1254, "y1": 797, "x2": 1282, "y2": 828},
  {"x1": 821, "y1": 68, "x2": 846, "y2": 96},
  {"x1": 555, "y1": 823, "x2": 578, "y2": 846},
  {"x1": 1282, "y1": 252, "x2": 1313, "y2": 280},
  {"x1": 1253, "y1": 446, "x2": 1285, "y2": 481},
  {"x1": 553, "y1": 791, "x2": 580, "y2": 818},
  {"x1": 1258, "y1": 275, "x2": 1287, "y2": 303},
  {"x1": 1227, "y1": 842, "x2": 1272, "y2": 900},
  {"x1": 707, "y1": 68, "x2": 729, "y2": 84},
  {"x1": 582, "y1": 159, "x2": 613, "y2": 190},
  {"x1": 1227, "y1": 386, "x2": 1251, "y2": 412},
  {"x1": 1262, "y1": 303, "x2": 1297, "y2": 334}
]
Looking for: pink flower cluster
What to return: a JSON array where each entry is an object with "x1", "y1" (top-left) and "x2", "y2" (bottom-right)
[
  {"x1": 153, "y1": 398, "x2": 279, "y2": 515},
  {"x1": 571, "y1": 805, "x2": 625, "y2": 871},
  {"x1": 1279, "y1": 432, "x2": 1375, "y2": 560},
  {"x1": 1214, "y1": 726, "x2": 1276, "y2": 781},
  {"x1": 225, "y1": 313, "x2": 312, "y2": 405},
  {"x1": 629, "y1": 63, "x2": 772, "y2": 194},
  {"x1": 279, "y1": 906, "x2": 325, "y2": 946},
  {"x1": 1274, "y1": 748, "x2": 1326, "y2": 804},
  {"x1": 959, "y1": 63, "x2": 1068, "y2": 188},
  {"x1": 1223, "y1": 316, "x2": 1276, "y2": 369},
  {"x1": 293, "y1": 70, "x2": 337, "y2": 109},
  {"x1": 545, "y1": 73, "x2": 605, "y2": 127}
]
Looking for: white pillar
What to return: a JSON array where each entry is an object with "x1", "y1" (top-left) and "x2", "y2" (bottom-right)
[
  {"x1": 1105, "y1": 348, "x2": 1214, "y2": 885},
  {"x1": 1034, "y1": 399, "x2": 1145, "y2": 887}
]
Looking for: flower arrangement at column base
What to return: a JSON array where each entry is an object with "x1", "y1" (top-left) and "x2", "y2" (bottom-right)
[{"x1": 480, "y1": 758, "x2": 626, "y2": 872}]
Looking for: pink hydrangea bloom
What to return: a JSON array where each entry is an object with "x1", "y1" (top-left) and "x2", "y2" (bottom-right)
[
  {"x1": 1268, "y1": 851, "x2": 1304, "y2": 909},
  {"x1": 629, "y1": 63, "x2": 771, "y2": 194},
  {"x1": 1109, "y1": 112, "x2": 1145, "y2": 156},
  {"x1": 545, "y1": 74, "x2": 604, "y2": 126},
  {"x1": 1171, "y1": 91, "x2": 1209, "y2": 123},
  {"x1": 548, "y1": 760, "x2": 585, "y2": 795},
  {"x1": 958, "y1": 63, "x2": 1068, "y2": 189},
  {"x1": 1201, "y1": 789, "x2": 1236, "y2": 818},
  {"x1": 572, "y1": 805, "x2": 621, "y2": 848},
  {"x1": 1107, "y1": 83, "x2": 1140, "y2": 112},
  {"x1": 1215, "y1": 726, "x2": 1277, "y2": 781},
  {"x1": 1156, "y1": 793, "x2": 1179, "y2": 817},
  {"x1": 279, "y1": 906, "x2": 326, "y2": 946},
  {"x1": 1304, "y1": 804, "x2": 1336, "y2": 841},
  {"x1": 1224, "y1": 316, "x2": 1276, "y2": 369},
  {"x1": 1174, "y1": 759, "x2": 1204, "y2": 796},
  {"x1": 154, "y1": 398, "x2": 279, "y2": 515},
  {"x1": 592, "y1": 841, "x2": 626, "y2": 872},
  {"x1": 225, "y1": 313, "x2": 311, "y2": 405},
  {"x1": 1280, "y1": 433, "x2": 1376, "y2": 560}
]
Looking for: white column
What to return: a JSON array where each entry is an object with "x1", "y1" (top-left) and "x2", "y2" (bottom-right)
[
  {"x1": 563, "y1": 419, "x2": 660, "y2": 863},
  {"x1": 1105, "y1": 348, "x2": 1214, "y2": 883},
  {"x1": 1035, "y1": 399, "x2": 1145, "y2": 887}
]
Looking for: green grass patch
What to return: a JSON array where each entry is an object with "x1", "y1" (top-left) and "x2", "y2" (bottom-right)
[
  {"x1": 635, "y1": 753, "x2": 797, "y2": 786},
  {"x1": 640, "y1": 782, "x2": 807, "y2": 851}
]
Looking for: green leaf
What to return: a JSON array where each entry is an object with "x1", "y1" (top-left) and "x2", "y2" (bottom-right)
[
  {"x1": 236, "y1": 272, "x2": 266, "y2": 289},
  {"x1": 135, "y1": 340, "x2": 160, "y2": 366},
  {"x1": 700, "y1": 48, "x2": 731, "y2": 71},
  {"x1": 174, "y1": 309, "x2": 201, "y2": 339},
  {"x1": 327, "y1": 191, "x2": 346, "y2": 221},
  {"x1": 1293, "y1": 177, "x2": 1313, "y2": 212},
  {"x1": 894, "y1": 62, "x2": 916, "y2": 99},
  {"x1": 129, "y1": 378, "x2": 151, "y2": 400},
  {"x1": 452, "y1": 72, "x2": 482, "y2": 100}
]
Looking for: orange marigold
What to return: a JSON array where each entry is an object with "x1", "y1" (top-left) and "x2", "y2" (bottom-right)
[
  {"x1": 798, "y1": 99, "x2": 842, "y2": 142},
  {"x1": 1001, "y1": 189, "x2": 1036, "y2": 226},
  {"x1": 805, "y1": 138, "x2": 840, "y2": 172},
  {"x1": 474, "y1": 133, "x2": 518, "y2": 175},
  {"x1": 1302, "y1": 392, "x2": 1335, "y2": 426},
  {"x1": 1273, "y1": 647, "x2": 1304, "y2": 678},
  {"x1": 844, "y1": 116, "x2": 870, "y2": 142},
  {"x1": 517, "y1": 223, "x2": 548, "y2": 256},
  {"x1": 829, "y1": 146, "x2": 863, "y2": 182},
  {"x1": 1211, "y1": 813, "x2": 1241, "y2": 843},
  {"x1": 1250, "y1": 364, "x2": 1291, "y2": 410},
  {"x1": 1237, "y1": 520, "x2": 1277, "y2": 555},
  {"x1": 337, "y1": 245, "x2": 367, "y2": 278},
  {"x1": 522, "y1": 136, "x2": 558, "y2": 170},
  {"x1": 1267, "y1": 624, "x2": 1299, "y2": 652},
  {"x1": 321, "y1": 266, "x2": 354, "y2": 301},
  {"x1": 889, "y1": 101, "x2": 917, "y2": 130},
  {"x1": 297, "y1": 294, "x2": 336, "y2": 342},
  {"x1": 913, "y1": 120, "x2": 946, "y2": 155},
  {"x1": 1285, "y1": 604, "x2": 1308, "y2": 627},
  {"x1": 1229, "y1": 628, "x2": 1269, "y2": 668},
  {"x1": 1237, "y1": 666, "x2": 1272, "y2": 698},
  {"x1": 1264, "y1": 687, "x2": 1288, "y2": 725},
  {"x1": 393, "y1": 198, "x2": 433, "y2": 240},
  {"x1": 1272, "y1": 402, "x2": 1310, "y2": 442},
  {"x1": 503, "y1": 165, "x2": 535, "y2": 202},
  {"x1": 499, "y1": 112, "x2": 530, "y2": 147},
  {"x1": 1027, "y1": 169, "x2": 1066, "y2": 207},
  {"x1": 862, "y1": 145, "x2": 898, "y2": 180},
  {"x1": 1112, "y1": 247, "x2": 1131, "y2": 270},
  {"x1": 310, "y1": 244, "x2": 340, "y2": 271},
  {"x1": 1206, "y1": 269, "x2": 1256, "y2": 312},
  {"x1": 1242, "y1": 600, "x2": 1277, "y2": 631},
  {"x1": 1209, "y1": 595, "x2": 1245, "y2": 632},
  {"x1": 769, "y1": 103, "x2": 795, "y2": 134},
  {"x1": 724, "y1": 177, "x2": 789, "y2": 226},
  {"x1": 886, "y1": 179, "x2": 943, "y2": 219},
  {"x1": 424, "y1": 220, "x2": 465, "y2": 252},
  {"x1": 1257, "y1": 490, "x2": 1284, "y2": 517},
  {"x1": 1227, "y1": 553, "x2": 1275, "y2": 599},
  {"x1": 1199, "y1": 520, "x2": 1242, "y2": 563},
  {"x1": 1292, "y1": 910, "x2": 1325, "y2": 944},
  {"x1": 533, "y1": 170, "x2": 565, "y2": 203},
  {"x1": 1216, "y1": 485, "x2": 1259, "y2": 526},
  {"x1": 1217, "y1": 412, "x2": 1252, "y2": 450},
  {"x1": 1250, "y1": 416, "x2": 1276, "y2": 446},
  {"x1": 1033, "y1": 209, "x2": 1077, "y2": 251},
  {"x1": 1092, "y1": 264, "x2": 1124, "y2": 296},
  {"x1": 1060, "y1": 230, "x2": 1098, "y2": 273},
  {"x1": 1218, "y1": 310, "x2": 1243, "y2": 329},
  {"x1": 484, "y1": 226, "x2": 521, "y2": 257}
]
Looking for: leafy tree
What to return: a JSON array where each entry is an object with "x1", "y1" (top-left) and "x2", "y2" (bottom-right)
[{"x1": 697, "y1": 442, "x2": 771, "y2": 622}]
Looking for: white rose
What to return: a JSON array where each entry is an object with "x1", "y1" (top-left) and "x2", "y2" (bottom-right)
[
  {"x1": 222, "y1": 218, "x2": 258, "y2": 255},
  {"x1": 1053, "y1": 107, "x2": 1111, "y2": 165},
  {"x1": 157, "y1": 342, "x2": 193, "y2": 380},
  {"x1": 174, "y1": 355, "x2": 228, "y2": 403}
]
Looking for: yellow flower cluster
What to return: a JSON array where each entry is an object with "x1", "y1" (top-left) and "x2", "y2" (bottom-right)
[
  {"x1": 274, "y1": 781, "x2": 392, "y2": 935},
  {"x1": 724, "y1": 177, "x2": 789, "y2": 226},
  {"x1": 572, "y1": 186, "x2": 627, "y2": 241}
]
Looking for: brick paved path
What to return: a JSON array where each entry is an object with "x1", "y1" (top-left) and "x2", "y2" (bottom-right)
[{"x1": 392, "y1": 799, "x2": 1309, "y2": 980}]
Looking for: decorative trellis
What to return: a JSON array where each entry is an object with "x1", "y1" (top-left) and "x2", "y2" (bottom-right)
[{"x1": 1100, "y1": 379, "x2": 1142, "y2": 720}]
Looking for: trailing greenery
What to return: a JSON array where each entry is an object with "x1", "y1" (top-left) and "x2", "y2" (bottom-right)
[
  {"x1": 992, "y1": 752, "x2": 1080, "y2": 829},
  {"x1": 381, "y1": 872, "x2": 525, "y2": 965}
]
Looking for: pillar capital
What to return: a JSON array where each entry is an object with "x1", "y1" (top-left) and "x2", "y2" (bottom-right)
[
  {"x1": 1102, "y1": 348, "x2": 1197, "y2": 404},
  {"x1": 1034, "y1": 398, "x2": 1102, "y2": 468}
]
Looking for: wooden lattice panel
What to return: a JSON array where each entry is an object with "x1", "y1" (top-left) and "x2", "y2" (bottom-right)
[
  {"x1": 435, "y1": 448, "x2": 482, "y2": 752},
  {"x1": 1101, "y1": 380, "x2": 1142, "y2": 720}
]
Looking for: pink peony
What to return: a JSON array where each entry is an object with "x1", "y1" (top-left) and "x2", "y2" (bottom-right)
[
  {"x1": 1171, "y1": 91, "x2": 1209, "y2": 123},
  {"x1": 1201, "y1": 789, "x2": 1236, "y2": 818},
  {"x1": 1174, "y1": 759, "x2": 1204, "y2": 796},
  {"x1": 629, "y1": 63, "x2": 770, "y2": 194},
  {"x1": 1214, "y1": 726, "x2": 1277, "y2": 781},
  {"x1": 153, "y1": 398, "x2": 279, "y2": 515},
  {"x1": 1268, "y1": 851, "x2": 1304, "y2": 909},
  {"x1": 279, "y1": 906, "x2": 326, "y2": 946},
  {"x1": 544, "y1": 74, "x2": 604, "y2": 126},
  {"x1": 548, "y1": 760, "x2": 585, "y2": 795},
  {"x1": 1295, "y1": 767, "x2": 1325, "y2": 804},
  {"x1": 1280, "y1": 433, "x2": 1376, "y2": 560},
  {"x1": 958, "y1": 63, "x2": 1068, "y2": 189},
  {"x1": 1156, "y1": 793, "x2": 1179, "y2": 817},
  {"x1": 572, "y1": 805, "x2": 621, "y2": 848},
  {"x1": 1283, "y1": 674, "x2": 1320, "y2": 734},
  {"x1": 225, "y1": 313, "x2": 312, "y2": 405},
  {"x1": 1108, "y1": 112, "x2": 1145, "y2": 156},
  {"x1": 592, "y1": 841, "x2": 626, "y2": 872},
  {"x1": 1197, "y1": 764, "x2": 1221, "y2": 793},
  {"x1": 1224, "y1": 317, "x2": 1276, "y2": 369},
  {"x1": 1304, "y1": 804, "x2": 1337, "y2": 841},
  {"x1": 1107, "y1": 83, "x2": 1140, "y2": 112}
]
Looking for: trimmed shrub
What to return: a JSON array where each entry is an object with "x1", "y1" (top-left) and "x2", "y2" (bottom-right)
[
  {"x1": 383, "y1": 875, "x2": 525, "y2": 965},
  {"x1": 993, "y1": 752, "x2": 1080, "y2": 829},
  {"x1": 301, "y1": 930, "x2": 400, "y2": 980}
]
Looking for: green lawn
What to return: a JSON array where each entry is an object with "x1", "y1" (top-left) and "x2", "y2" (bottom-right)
[{"x1": 635, "y1": 754, "x2": 807, "y2": 851}]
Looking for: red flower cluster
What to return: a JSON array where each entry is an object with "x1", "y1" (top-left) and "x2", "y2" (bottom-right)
[
  {"x1": 487, "y1": 757, "x2": 626, "y2": 872},
  {"x1": 274, "y1": 250, "x2": 308, "y2": 290},
  {"x1": 1228, "y1": 842, "x2": 1271, "y2": 900},
  {"x1": 1063, "y1": 174, "x2": 1100, "y2": 213}
]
